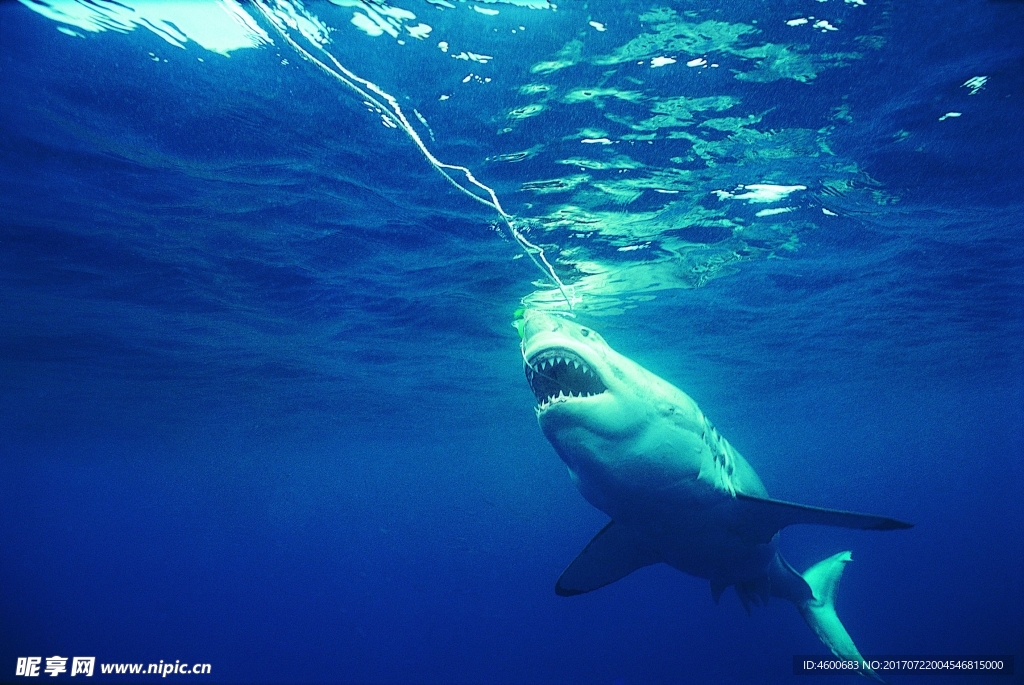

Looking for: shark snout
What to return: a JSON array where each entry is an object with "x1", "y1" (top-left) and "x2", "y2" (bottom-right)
[
  {"x1": 519, "y1": 310, "x2": 608, "y2": 364},
  {"x1": 520, "y1": 310, "x2": 566, "y2": 345}
]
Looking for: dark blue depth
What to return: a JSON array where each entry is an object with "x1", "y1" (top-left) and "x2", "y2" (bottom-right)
[{"x1": 1, "y1": 1, "x2": 1022, "y2": 683}]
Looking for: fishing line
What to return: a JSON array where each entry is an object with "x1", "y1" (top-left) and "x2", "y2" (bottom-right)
[{"x1": 250, "y1": 0, "x2": 575, "y2": 311}]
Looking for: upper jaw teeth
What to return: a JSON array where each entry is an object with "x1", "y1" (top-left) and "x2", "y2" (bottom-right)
[
  {"x1": 527, "y1": 356, "x2": 598, "y2": 379},
  {"x1": 525, "y1": 348, "x2": 608, "y2": 409}
]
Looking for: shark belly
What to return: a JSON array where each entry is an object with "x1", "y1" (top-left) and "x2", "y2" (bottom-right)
[{"x1": 546, "y1": 414, "x2": 777, "y2": 585}]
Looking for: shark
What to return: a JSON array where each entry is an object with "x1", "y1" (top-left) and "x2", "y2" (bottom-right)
[{"x1": 517, "y1": 309, "x2": 912, "y2": 681}]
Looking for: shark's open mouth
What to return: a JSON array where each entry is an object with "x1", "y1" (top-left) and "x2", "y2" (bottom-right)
[{"x1": 525, "y1": 348, "x2": 607, "y2": 406}]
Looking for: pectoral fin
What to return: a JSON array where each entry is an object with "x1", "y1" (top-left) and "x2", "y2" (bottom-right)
[
  {"x1": 734, "y1": 493, "x2": 913, "y2": 544},
  {"x1": 556, "y1": 520, "x2": 662, "y2": 596}
]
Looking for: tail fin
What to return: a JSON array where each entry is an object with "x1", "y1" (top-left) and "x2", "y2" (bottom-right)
[{"x1": 795, "y1": 552, "x2": 884, "y2": 683}]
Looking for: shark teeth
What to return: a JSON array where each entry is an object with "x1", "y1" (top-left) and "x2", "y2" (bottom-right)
[{"x1": 525, "y1": 348, "x2": 608, "y2": 408}]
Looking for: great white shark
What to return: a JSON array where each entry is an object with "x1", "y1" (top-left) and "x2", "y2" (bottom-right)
[{"x1": 518, "y1": 310, "x2": 912, "y2": 681}]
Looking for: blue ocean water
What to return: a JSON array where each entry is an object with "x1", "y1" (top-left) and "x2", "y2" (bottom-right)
[{"x1": 1, "y1": 0, "x2": 1022, "y2": 683}]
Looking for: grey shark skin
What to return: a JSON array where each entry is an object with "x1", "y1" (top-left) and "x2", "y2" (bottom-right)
[{"x1": 520, "y1": 310, "x2": 911, "y2": 682}]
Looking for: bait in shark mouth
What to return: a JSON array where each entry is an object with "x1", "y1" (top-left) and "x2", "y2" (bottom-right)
[{"x1": 518, "y1": 309, "x2": 912, "y2": 682}]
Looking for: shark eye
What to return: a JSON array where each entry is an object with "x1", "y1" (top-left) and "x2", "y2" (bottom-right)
[{"x1": 580, "y1": 329, "x2": 590, "y2": 337}]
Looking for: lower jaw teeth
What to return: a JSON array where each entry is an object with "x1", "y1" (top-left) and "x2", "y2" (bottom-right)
[{"x1": 538, "y1": 391, "x2": 595, "y2": 406}]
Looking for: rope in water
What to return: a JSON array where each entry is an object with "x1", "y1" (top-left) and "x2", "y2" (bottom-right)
[{"x1": 251, "y1": 0, "x2": 575, "y2": 311}]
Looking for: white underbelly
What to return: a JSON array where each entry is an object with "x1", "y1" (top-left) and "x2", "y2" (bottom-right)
[{"x1": 563, "y1": 440, "x2": 775, "y2": 583}]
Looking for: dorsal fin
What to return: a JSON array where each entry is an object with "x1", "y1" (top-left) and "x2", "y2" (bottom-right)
[{"x1": 556, "y1": 520, "x2": 662, "y2": 596}]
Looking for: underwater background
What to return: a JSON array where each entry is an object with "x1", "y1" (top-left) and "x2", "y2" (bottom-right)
[{"x1": 1, "y1": 0, "x2": 1021, "y2": 683}]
